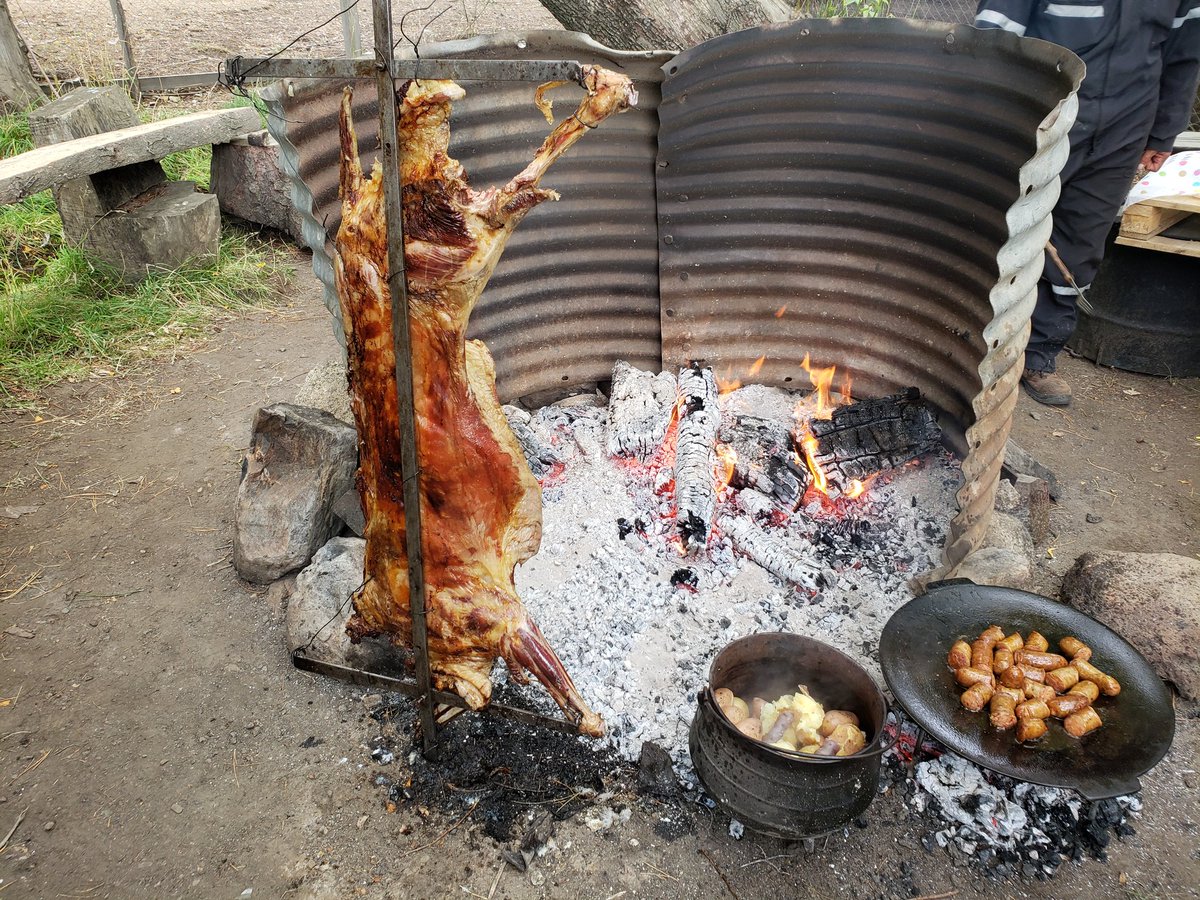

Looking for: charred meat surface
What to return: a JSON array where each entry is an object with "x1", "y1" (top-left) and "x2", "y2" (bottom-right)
[{"x1": 334, "y1": 69, "x2": 637, "y2": 737}]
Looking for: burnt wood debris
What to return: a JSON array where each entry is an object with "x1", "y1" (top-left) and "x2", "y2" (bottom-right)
[
  {"x1": 805, "y1": 388, "x2": 943, "y2": 498},
  {"x1": 605, "y1": 361, "x2": 944, "y2": 586}
]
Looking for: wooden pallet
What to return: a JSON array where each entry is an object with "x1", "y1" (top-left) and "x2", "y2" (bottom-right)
[{"x1": 1116, "y1": 194, "x2": 1200, "y2": 258}]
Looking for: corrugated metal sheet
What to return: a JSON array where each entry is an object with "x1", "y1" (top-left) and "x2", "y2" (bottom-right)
[
  {"x1": 655, "y1": 19, "x2": 1082, "y2": 578},
  {"x1": 264, "y1": 21, "x2": 1081, "y2": 580},
  {"x1": 262, "y1": 31, "x2": 671, "y2": 400}
]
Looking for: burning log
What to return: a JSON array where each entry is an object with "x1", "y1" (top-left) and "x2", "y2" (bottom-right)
[
  {"x1": 804, "y1": 388, "x2": 942, "y2": 496},
  {"x1": 503, "y1": 405, "x2": 561, "y2": 478},
  {"x1": 719, "y1": 414, "x2": 809, "y2": 511},
  {"x1": 735, "y1": 486, "x2": 778, "y2": 522},
  {"x1": 606, "y1": 360, "x2": 677, "y2": 461},
  {"x1": 335, "y1": 69, "x2": 636, "y2": 737},
  {"x1": 717, "y1": 514, "x2": 825, "y2": 591},
  {"x1": 675, "y1": 363, "x2": 720, "y2": 550}
]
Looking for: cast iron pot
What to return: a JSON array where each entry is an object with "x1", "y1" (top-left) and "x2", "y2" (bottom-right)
[{"x1": 689, "y1": 632, "x2": 893, "y2": 840}]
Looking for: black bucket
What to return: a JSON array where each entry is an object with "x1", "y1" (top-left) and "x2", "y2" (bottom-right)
[{"x1": 689, "y1": 632, "x2": 892, "y2": 840}]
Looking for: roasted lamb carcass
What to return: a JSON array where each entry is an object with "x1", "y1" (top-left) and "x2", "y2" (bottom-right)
[{"x1": 335, "y1": 68, "x2": 636, "y2": 737}]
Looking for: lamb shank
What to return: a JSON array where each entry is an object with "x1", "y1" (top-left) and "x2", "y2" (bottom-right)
[{"x1": 335, "y1": 68, "x2": 636, "y2": 737}]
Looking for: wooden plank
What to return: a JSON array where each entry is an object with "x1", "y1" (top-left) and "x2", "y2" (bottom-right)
[
  {"x1": 0, "y1": 106, "x2": 260, "y2": 204},
  {"x1": 1120, "y1": 203, "x2": 1190, "y2": 237},
  {"x1": 1115, "y1": 232, "x2": 1200, "y2": 259}
]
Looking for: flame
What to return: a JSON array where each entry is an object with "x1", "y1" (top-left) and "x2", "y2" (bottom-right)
[
  {"x1": 715, "y1": 444, "x2": 738, "y2": 491},
  {"x1": 716, "y1": 367, "x2": 742, "y2": 395},
  {"x1": 775, "y1": 305, "x2": 787, "y2": 318},
  {"x1": 748, "y1": 355, "x2": 765, "y2": 377},
  {"x1": 800, "y1": 353, "x2": 838, "y2": 420},
  {"x1": 839, "y1": 370, "x2": 853, "y2": 405},
  {"x1": 844, "y1": 479, "x2": 866, "y2": 500},
  {"x1": 799, "y1": 429, "x2": 827, "y2": 496}
]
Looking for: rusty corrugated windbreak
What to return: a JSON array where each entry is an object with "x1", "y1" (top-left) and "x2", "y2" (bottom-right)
[
  {"x1": 654, "y1": 19, "x2": 1082, "y2": 578},
  {"x1": 262, "y1": 32, "x2": 671, "y2": 397},
  {"x1": 263, "y1": 22, "x2": 1082, "y2": 579}
]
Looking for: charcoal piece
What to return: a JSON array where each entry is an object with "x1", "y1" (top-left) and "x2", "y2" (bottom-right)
[
  {"x1": 503, "y1": 405, "x2": 562, "y2": 477},
  {"x1": 717, "y1": 514, "x2": 825, "y2": 591},
  {"x1": 674, "y1": 364, "x2": 720, "y2": 550},
  {"x1": 670, "y1": 568, "x2": 699, "y2": 590},
  {"x1": 719, "y1": 413, "x2": 809, "y2": 510},
  {"x1": 606, "y1": 360, "x2": 678, "y2": 461},
  {"x1": 804, "y1": 387, "x2": 942, "y2": 494}
]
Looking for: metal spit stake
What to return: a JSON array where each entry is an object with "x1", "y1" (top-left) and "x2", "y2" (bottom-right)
[{"x1": 371, "y1": 0, "x2": 440, "y2": 759}]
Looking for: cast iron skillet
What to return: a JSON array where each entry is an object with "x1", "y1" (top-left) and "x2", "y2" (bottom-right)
[{"x1": 879, "y1": 580, "x2": 1175, "y2": 800}]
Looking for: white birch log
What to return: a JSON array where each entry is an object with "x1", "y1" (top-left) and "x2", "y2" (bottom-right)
[
  {"x1": 718, "y1": 514, "x2": 825, "y2": 591},
  {"x1": 605, "y1": 360, "x2": 677, "y2": 461},
  {"x1": 675, "y1": 364, "x2": 719, "y2": 550}
]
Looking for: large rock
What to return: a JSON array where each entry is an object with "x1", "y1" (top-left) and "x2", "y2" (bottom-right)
[
  {"x1": 210, "y1": 130, "x2": 304, "y2": 240},
  {"x1": 294, "y1": 360, "x2": 353, "y2": 425},
  {"x1": 983, "y1": 511, "x2": 1034, "y2": 561},
  {"x1": 233, "y1": 403, "x2": 357, "y2": 584},
  {"x1": 1061, "y1": 551, "x2": 1200, "y2": 699},
  {"x1": 284, "y1": 537, "x2": 398, "y2": 673},
  {"x1": 955, "y1": 547, "x2": 1031, "y2": 590}
]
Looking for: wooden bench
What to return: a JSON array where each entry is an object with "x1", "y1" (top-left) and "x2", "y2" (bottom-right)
[
  {"x1": 0, "y1": 87, "x2": 260, "y2": 278},
  {"x1": 0, "y1": 106, "x2": 260, "y2": 205},
  {"x1": 1116, "y1": 194, "x2": 1200, "y2": 259}
]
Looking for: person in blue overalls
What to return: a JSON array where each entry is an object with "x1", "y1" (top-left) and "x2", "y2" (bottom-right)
[{"x1": 975, "y1": 1, "x2": 1200, "y2": 406}]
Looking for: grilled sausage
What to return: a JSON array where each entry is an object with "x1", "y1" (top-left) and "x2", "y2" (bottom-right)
[
  {"x1": 1068, "y1": 680, "x2": 1100, "y2": 702},
  {"x1": 981, "y1": 625, "x2": 1006, "y2": 644},
  {"x1": 1073, "y1": 658, "x2": 1121, "y2": 696},
  {"x1": 1048, "y1": 693, "x2": 1091, "y2": 718},
  {"x1": 961, "y1": 682, "x2": 994, "y2": 712},
  {"x1": 955, "y1": 666, "x2": 995, "y2": 688},
  {"x1": 997, "y1": 632, "x2": 1025, "y2": 653},
  {"x1": 1025, "y1": 631, "x2": 1050, "y2": 652},
  {"x1": 989, "y1": 691, "x2": 1018, "y2": 729},
  {"x1": 970, "y1": 639, "x2": 994, "y2": 671},
  {"x1": 750, "y1": 697, "x2": 766, "y2": 719},
  {"x1": 1024, "y1": 681, "x2": 1056, "y2": 704},
  {"x1": 1000, "y1": 665, "x2": 1028, "y2": 689},
  {"x1": 1021, "y1": 665, "x2": 1045, "y2": 684},
  {"x1": 1059, "y1": 636, "x2": 1092, "y2": 661},
  {"x1": 993, "y1": 648, "x2": 1014, "y2": 674},
  {"x1": 1014, "y1": 650, "x2": 1068, "y2": 671},
  {"x1": 1015, "y1": 699, "x2": 1051, "y2": 720},
  {"x1": 1045, "y1": 665, "x2": 1080, "y2": 693},
  {"x1": 948, "y1": 640, "x2": 972, "y2": 670},
  {"x1": 996, "y1": 685, "x2": 1023, "y2": 703},
  {"x1": 1016, "y1": 717, "x2": 1047, "y2": 742},
  {"x1": 1064, "y1": 706, "x2": 1103, "y2": 738}
]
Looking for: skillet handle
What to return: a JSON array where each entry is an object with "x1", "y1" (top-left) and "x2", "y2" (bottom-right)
[{"x1": 1075, "y1": 777, "x2": 1142, "y2": 802}]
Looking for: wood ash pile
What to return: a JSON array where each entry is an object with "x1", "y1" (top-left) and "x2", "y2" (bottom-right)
[{"x1": 503, "y1": 361, "x2": 962, "y2": 769}]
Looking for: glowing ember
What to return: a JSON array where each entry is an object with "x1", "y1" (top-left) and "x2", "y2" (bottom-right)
[
  {"x1": 715, "y1": 444, "x2": 738, "y2": 492},
  {"x1": 775, "y1": 305, "x2": 787, "y2": 318}
]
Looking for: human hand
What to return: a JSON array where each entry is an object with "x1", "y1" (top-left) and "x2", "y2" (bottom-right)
[{"x1": 1140, "y1": 149, "x2": 1171, "y2": 172}]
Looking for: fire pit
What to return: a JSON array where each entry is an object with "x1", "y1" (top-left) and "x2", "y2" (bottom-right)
[{"x1": 265, "y1": 19, "x2": 1084, "y2": 581}]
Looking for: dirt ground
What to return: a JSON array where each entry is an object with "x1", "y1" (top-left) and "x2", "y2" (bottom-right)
[{"x1": 0, "y1": 248, "x2": 1198, "y2": 899}]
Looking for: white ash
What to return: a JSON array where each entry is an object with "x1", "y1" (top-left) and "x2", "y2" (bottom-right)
[
  {"x1": 909, "y1": 751, "x2": 1141, "y2": 876},
  {"x1": 503, "y1": 383, "x2": 961, "y2": 771}
]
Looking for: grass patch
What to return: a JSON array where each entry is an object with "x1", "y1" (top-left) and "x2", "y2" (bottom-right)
[
  {"x1": 0, "y1": 231, "x2": 285, "y2": 398},
  {"x1": 0, "y1": 106, "x2": 292, "y2": 402}
]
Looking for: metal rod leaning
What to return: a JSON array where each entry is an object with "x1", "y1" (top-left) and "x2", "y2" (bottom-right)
[{"x1": 371, "y1": 0, "x2": 440, "y2": 759}]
